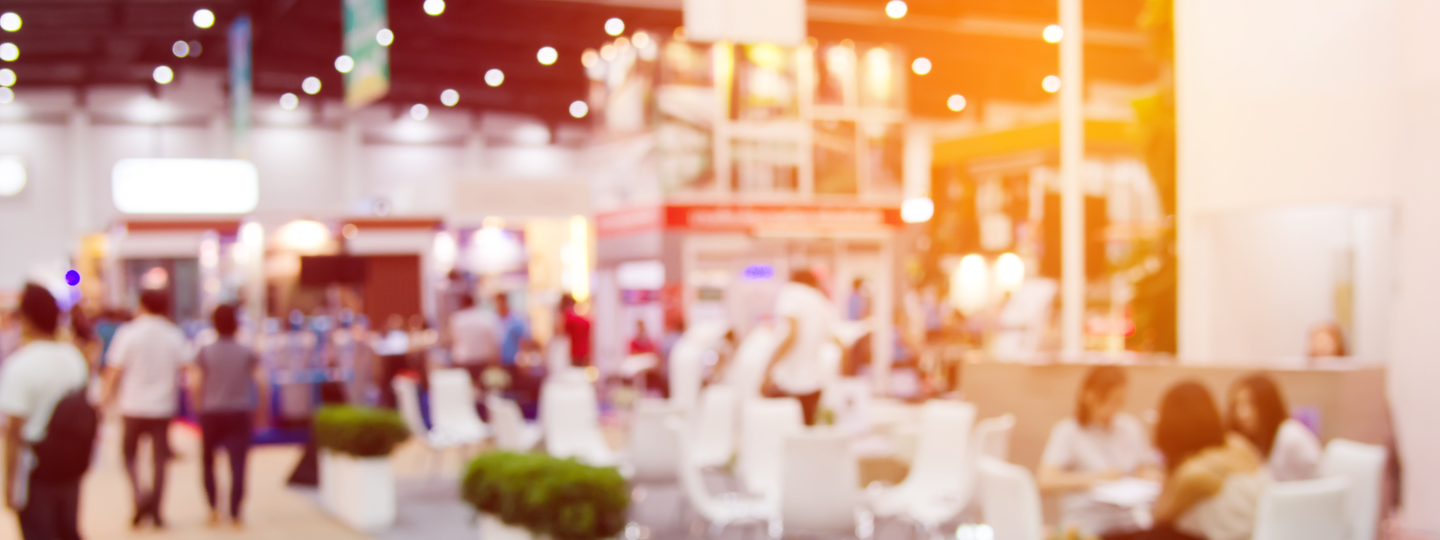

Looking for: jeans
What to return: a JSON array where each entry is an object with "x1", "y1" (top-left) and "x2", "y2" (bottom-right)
[
  {"x1": 200, "y1": 411, "x2": 253, "y2": 519},
  {"x1": 121, "y1": 417, "x2": 171, "y2": 522},
  {"x1": 17, "y1": 480, "x2": 82, "y2": 540}
]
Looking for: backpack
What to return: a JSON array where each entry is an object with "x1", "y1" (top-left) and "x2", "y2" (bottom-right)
[{"x1": 30, "y1": 388, "x2": 100, "y2": 482}]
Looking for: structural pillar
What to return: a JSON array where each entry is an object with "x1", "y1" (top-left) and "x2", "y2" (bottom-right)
[
  {"x1": 1059, "y1": 0, "x2": 1086, "y2": 357},
  {"x1": 68, "y1": 111, "x2": 91, "y2": 242}
]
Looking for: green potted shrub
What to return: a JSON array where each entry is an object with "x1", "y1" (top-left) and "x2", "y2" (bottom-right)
[
  {"x1": 315, "y1": 405, "x2": 410, "y2": 531},
  {"x1": 462, "y1": 452, "x2": 629, "y2": 540}
]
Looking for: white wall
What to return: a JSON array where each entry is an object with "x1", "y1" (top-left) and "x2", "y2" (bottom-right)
[
  {"x1": 1177, "y1": 0, "x2": 1439, "y2": 532},
  {"x1": 1190, "y1": 206, "x2": 1390, "y2": 362},
  {"x1": 0, "y1": 123, "x2": 74, "y2": 288}
]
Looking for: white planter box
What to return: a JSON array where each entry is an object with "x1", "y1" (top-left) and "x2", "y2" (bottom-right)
[
  {"x1": 478, "y1": 514, "x2": 540, "y2": 540},
  {"x1": 320, "y1": 450, "x2": 397, "y2": 531}
]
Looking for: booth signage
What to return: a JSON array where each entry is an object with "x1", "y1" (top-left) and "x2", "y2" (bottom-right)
[
  {"x1": 597, "y1": 204, "x2": 901, "y2": 236},
  {"x1": 343, "y1": 0, "x2": 390, "y2": 108}
]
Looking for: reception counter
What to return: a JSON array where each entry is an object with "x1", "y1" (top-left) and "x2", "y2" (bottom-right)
[{"x1": 958, "y1": 361, "x2": 1391, "y2": 471}]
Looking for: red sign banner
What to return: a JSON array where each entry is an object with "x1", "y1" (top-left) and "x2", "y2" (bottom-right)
[{"x1": 597, "y1": 204, "x2": 901, "y2": 236}]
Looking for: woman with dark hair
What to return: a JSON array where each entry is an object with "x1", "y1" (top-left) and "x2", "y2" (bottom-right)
[
  {"x1": 189, "y1": 304, "x2": 264, "y2": 527},
  {"x1": 1226, "y1": 374, "x2": 1321, "y2": 481},
  {"x1": 1109, "y1": 381, "x2": 1267, "y2": 540},
  {"x1": 1038, "y1": 365, "x2": 1158, "y2": 536}
]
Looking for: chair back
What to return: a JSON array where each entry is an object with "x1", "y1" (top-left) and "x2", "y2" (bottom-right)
[
  {"x1": 902, "y1": 400, "x2": 977, "y2": 498},
  {"x1": 737, "y1": 398, "x2": 804, "y2": 498},
  {"x1": 391, "y1": 376, "x2": 430, "y2": 442},
  {"x1": 1252, "y1": 477, "x2": 1350, "y2": 540},
  {"x1": 779, "y1": 430, "x2": 858, "y2": 536},
  {"x1": 691, "y1": 384, "x2": 738, "y2": 468},
  {"x1": 668, "y1": 340, "x2": 706, "y2": 411},
  {"x1": 540, "y1": 379, "x2": 614, "y2": 465},
  {"x1": 428, "y1": 368, "x2": 486, "y2": 442},
  {"x1": 962, "y1": 414, "x2": 1016, "y2": 504},
  {"x1": 1321, "y1": 439, "x2": 1387, "y2": 540},
  {"x1": 668, "y1": 417, "x2": 728, "y2": 523},
  {"x1": 628, "y1": 398, "x2": 682, "y2": 482},
  {"x1": 977, "y1": 457, "x2": 1044, "y2": 540},
  {"x1": 486, "y1": 394, "x2": 527, "y2": 451},
  {"x1": 973, "y1": 414, "x2": 1016, "y2": 462}
]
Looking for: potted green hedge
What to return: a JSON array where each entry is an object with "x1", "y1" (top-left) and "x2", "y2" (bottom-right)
[
  {"x1": 315, "y1": 406, "x2": 410, "y2": 531},
  {"x1": 462, "y1": 451, "x2": 630, "y2": 540}
]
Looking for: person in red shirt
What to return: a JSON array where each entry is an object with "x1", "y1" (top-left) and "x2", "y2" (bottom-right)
[
  {"x1": 628, "y1": 320, "x2": 656, "y2": 355},
  {"x1": 560, "y1": 295, "x2": 592, "y2": 367}
]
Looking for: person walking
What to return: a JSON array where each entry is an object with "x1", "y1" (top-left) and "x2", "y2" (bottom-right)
[
  {"x1": 762, "y1": 269, "x2": 841, "y2": 426},
  {"x1": 189, "y1": 304, "x2": 263, "y2": 527},
  {"x1": 449, "y1": 294, "x2": 500, "y2": 386},
  {"x1": 103, "y1": 290, "x2": 191, "y2": 528},
  {"x1": 1, "y1": 284, "x2": 93, "y2": 540},
  {"x1": 559, "y1": 294, "x2": 591, "y2": 367}
]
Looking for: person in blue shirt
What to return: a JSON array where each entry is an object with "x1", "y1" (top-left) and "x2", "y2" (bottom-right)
[{"x1": 495, "y1": 294, "x2": 530, "y2": 366}]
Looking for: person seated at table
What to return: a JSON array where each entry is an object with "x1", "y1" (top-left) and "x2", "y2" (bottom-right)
[
  {"x1": 1038, "y1": 365, "x2": 1159, "y2": 536},
  {"x1": 1106, "y1": 381, "x2": 1267, "y2": 540},
  {"x1": 1226, "y1": 373, "x2": 1322, "y2": 482}
]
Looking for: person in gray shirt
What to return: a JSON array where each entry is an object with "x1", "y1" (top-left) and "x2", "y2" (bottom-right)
[{"x1": 188, "y1": 304, "x2": 265, "y2": 528}]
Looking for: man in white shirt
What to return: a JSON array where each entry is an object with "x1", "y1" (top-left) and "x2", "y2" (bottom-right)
[
  {"x1": 1, "y1": 284, "x2": 90, "y2": 540},
  {"x1": 449, "y1": 294, "x2": 500, "y2": 386},
  {"x1": 763, "y1": 269, "x2": 840, "y2": 426},
  {"x1": 103, "y1": 290, "x2": 191, "y2": 529}
]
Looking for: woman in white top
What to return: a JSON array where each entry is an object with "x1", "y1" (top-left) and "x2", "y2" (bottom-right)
[
  {"x1": 1039, "y1": 365, "x2": 1160, "y2": 536},
  {"x1": 1225, "y1": 374, "x2": 1322, "y2": 482}
]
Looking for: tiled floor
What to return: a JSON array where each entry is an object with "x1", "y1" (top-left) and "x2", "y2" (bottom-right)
[{"x1": 0, "y1": 420, "x2": 372, "y2": 540}]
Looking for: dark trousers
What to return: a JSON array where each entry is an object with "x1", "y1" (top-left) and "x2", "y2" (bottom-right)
[
  {"x1": 121, "y1": 417, "x2": 171, "y2": 521},
  {"x1": 1103, "y1": 525, "x2": 1203, "y2": 540},
  {"x1": 200, "y1": 412, "x2": 253, "y2": 518},
  {"x1": 788, "y1": 390, "x2": 823, "y2": 426},
  {"x1": 378, "y1": 355, "x2": 407, "y2": 408},
  {"x1": 17, "y1": 480, "x2": 82, "y2": 540}
]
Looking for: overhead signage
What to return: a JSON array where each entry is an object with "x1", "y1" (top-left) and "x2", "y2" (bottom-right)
[
  {"x1": 343, "y1": 0, "x2": 390, "y2": 108},
  {"x1": 596, "y1": 203, "x2": 902, "y2": 237}
]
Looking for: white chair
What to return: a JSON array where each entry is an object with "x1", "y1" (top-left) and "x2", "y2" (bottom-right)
[
  {"x1": 485, "y1": 394, "x2": 541, "y2": 452},
  {"x1": 961, "y1": 413, "x2": 1017, "y2": 510},
  {"x1": 1252, "y1": 477, "x2": 1350, "y2": 540},
  {"x1": 667, "y1": 338, "x2": 706, "y2": 412},
  {"x1": 690, "y1": 384, "x2": 739, "y2": 469},
  {"x1": 737, "y1": 398, "x2": 804, "y2": 500},
  {"x1": 870, "y1": 401, "x2": 978, "y2": 518},
  {"x1": 627, "y1": 398, "x2": 683, "y2": 482},
  {"x1": 977, "y1": 457, "x2": 1043, "y2": 540},
  {"x1": 779, "y1": 430, "x2": 863, "y2": 538},
  {"x1": 1320, "y1": 439, "x2": 1387, "y2": 540},
  {"x1": 972, "y1": 414, "x2": 1017, "y2": 462},
  {"x1": 667, "y1": 417, "x2": 774, "y2": 538},
  {"x1": 540, "y1": 379, "x2": 619, "y2": 467},
  {"x1": 392, "y1": 376, "x2": 471, "y2": 476},
  {"x1": 427, "y1": 369, "x2": 488, "y2": 445}
]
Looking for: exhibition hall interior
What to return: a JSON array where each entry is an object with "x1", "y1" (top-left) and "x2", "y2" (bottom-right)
[{"x1": 0, "y1": 0, "x2": 1436, "y2": 539}]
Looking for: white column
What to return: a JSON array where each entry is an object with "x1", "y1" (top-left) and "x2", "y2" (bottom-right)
[
  {"x1": 874, "y1": 236, "x2": 895, "y2": 395},
  {"x1": 1059, "y1": 0, "x2": 1085, "y2": 356},
  {"x1": 209, "y1": 114, "x2": 229, "y2": 159},
  {"x1": 902, "y1": 126, "x2": 932, "y2": 200},
  {"x1": 68, "y1": 111, "x2": 91, "y2": 240},
  {"x1": 340, "y1": 119, "x2": 363, "y2": 206}
]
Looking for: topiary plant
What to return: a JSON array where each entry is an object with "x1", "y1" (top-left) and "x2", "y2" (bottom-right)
[
  {"x1": 461, "y1": 452, "x2": 630, "y2": 540},
  {"x1": 314, "y1": 405, "x2": 410, "y2": 458}
]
